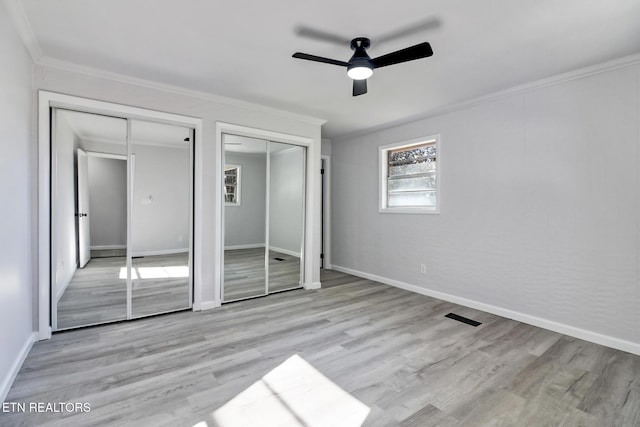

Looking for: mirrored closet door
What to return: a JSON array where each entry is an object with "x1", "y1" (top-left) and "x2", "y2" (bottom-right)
[
  {"x1": 52, "y1": 110, "x2": 128, "y2": 330},
  {"x1": 268, "y1": 142, "x2": 306, "y2": 293},
  {"x1": 131, "y1": 120, "x2": 193, "y2": 317},
  {"x1": 222, "y1": 134, "x2": 306, "y2": 302},
  {"x1": 51, "y1": 109, "x2": 194, "y2": 331}
]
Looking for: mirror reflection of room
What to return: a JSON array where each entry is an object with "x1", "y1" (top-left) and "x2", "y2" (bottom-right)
[
  {"x1": 52, "y1": 110, "x2": 193, "y2": 330},
  {"x1": 268, "y1": 142, "x2": 305, "y2": 292},
  {"x1": 130, "y1": 119, "x2": 192, "y2": 317},
  {"x1": 53, "y1": 110, "x2": 128, "y2": 329},
  {"x1": 223, "y1": 134, "x2": 305, "y2": 302},
  {"x1": 223, "y1": 135, "x2": 267, "y2": 301}
]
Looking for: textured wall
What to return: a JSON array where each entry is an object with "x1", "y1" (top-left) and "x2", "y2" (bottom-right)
[{"x1": 332, "y1": 64, "x2": 640, "y2": 347}]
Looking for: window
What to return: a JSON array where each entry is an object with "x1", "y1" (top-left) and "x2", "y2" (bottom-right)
[
  {"x1": 224, "y1": 164, "x2": 241, "y2": 206},
  {"x1": 379, "y1": 135, "x2": 439, "y2": 214}
]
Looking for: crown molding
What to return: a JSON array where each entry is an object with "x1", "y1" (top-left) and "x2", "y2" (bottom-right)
[
  {"x1": 4, "y1": 0, "x2": 42, "y2": 62},
  {"x1": 334, "y1": 53, "x2": 640, "y2": 142},
  {"x1": 5, "y1": 0, "x2": 326, "y2": 127},
  {"x1": 36, "y1": 56, "x2": 327, "y2": 127}
]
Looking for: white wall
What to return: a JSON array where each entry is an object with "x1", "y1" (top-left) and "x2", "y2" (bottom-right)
[
  {"x1": 88, "y1": 156, "x2": 127, "y2": 249},
  {"x1": 0, "y1": 1, "x2": 35, "y2": 401},
  {"x1": 321, "y1": 138, "x2": 332, "y2": 156},
  {"x1": 131, "y1": 143, "x2": 190, "y2": 255},
  {"x1": 269, "y1": 147, "x2": 305, "y2": 256},
  {"x1": 332, "y1": 62, "x2": 640, "y2": 352},
  {"x1": 53, "y1": 115, "x2": 79, "y2": 300},
  {"x1": 224, "y1": 152, "x2": 266, "y2": 248}
]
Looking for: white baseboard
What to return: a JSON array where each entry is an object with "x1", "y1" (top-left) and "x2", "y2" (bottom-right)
[
  {"x1": 55, "y1": 266, "x2": 76, "y2": 302},
  {"x1": 132, "y1": 248, "x2": 189, "y2": 257},
  {"x1": 194, "y1": 300, "x2": 219, "y2": 311},
  {"x1": 90, "y1": 245, "x2": 126, "y2": 250},
  {"x1": 332, "y1": 265, "x2": 640, "y2": 356},
  {"x1": 224, "y1": 244, "x2": 265, "y2": 250},
  {"x1": 269, "y1": 246, "x2": 301, "y2": 258},
  {"x1": 38, "y1": 326, "x2": 52, "y2": 341},
  {"x1": 305, "y1": 281, "x2": 321, "y2": 290},
  {"x1": 1, "y1": 332, "x2": 37, "y2": 403}
]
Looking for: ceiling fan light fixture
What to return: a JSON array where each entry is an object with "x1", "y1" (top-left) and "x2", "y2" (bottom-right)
[{"x1": 347, "y1": 66, "x2": 373, "y2": 80}]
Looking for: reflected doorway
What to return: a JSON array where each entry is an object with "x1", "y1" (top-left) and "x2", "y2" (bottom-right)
[{"x1": 51, "y1": 109, "x2": 194, "y2": 330}]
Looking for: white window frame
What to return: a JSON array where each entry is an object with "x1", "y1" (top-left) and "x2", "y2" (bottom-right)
[
  {"x1": 224, "y1": 164, "x2": 241, "y2": 206},
  {"x1": 379, "y1": 134, "x2": 440, "y2": 214}
]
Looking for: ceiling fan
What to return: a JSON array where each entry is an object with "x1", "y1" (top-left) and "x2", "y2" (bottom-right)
[{"x1": 292, "y1": 37, "x2": 433, "y2": 96}]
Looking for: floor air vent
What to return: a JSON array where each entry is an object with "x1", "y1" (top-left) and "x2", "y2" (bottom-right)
[{"x1": 445, "y1": 312, "x2": 482, "y2": 327}]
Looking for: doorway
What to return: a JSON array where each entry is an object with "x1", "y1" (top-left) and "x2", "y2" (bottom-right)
[
  {"x1": 222, "y1": 134, "x2": 307, "y2": 302},
  {"x1": 51, "y1": 109, "x2": 195, "y2": 330}
]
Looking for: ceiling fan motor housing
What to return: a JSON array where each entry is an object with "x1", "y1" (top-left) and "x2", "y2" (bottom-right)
[{"x1": 348, "y1": 37, "x2": 373, "y2": 79}]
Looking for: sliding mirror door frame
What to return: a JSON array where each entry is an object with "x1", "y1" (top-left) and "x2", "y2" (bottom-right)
[
  {"x1": 220, "y1": 131, "x2": 309, "y2": 303},
  {"x1": 39, "y1": 91, "x2": 203, "y2": 338}
]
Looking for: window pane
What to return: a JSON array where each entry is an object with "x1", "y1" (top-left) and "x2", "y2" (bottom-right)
[
  {"x1": 389, "y1": 160, "x2": 436, "y2": 177},
  {"x1": 388, "y1": 174, "x2": 436, "y2": 192},
  {"x1": 388, "y1": 191, "x2": 436, "y2": 207}
]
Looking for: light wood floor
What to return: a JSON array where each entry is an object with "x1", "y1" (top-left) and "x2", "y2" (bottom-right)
[
  {"x1": 223, "y1": 248, "x2": 301, "y2": 301},
  {"x1": 57, "y1": 253, "x2": 191, "y2": 330},
  {"x1": 4, "y1": 269, "x2": 640, "y2": 426}
]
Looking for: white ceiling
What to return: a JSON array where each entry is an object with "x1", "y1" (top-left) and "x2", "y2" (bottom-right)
[
  {"x1": 59, "y1": 110, "x2": 191, "y2": 147},
  {"x1": 21, "y1": 0, "x2": 640, "y2": 138},
  {"x1": 223, "y1": 134, "x2": 299, "y2": 154}
]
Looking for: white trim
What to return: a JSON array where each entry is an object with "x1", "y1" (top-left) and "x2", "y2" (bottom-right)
[
  {"x1": 125, "y1": 118, "x2": 132, "y2": 320},
  {"x1": 379, "y1": 135, "x2": 440, "y2": 214},
  {"x1": 38, "y1": 57, "x2": 326, "y2": 126},
  {"x1": 90, "y1": 245, "x2": 126, "y2": 250},
  {"x1": 224, "y1": 163, "x2": 241, "y2": 206},
  {"x1": 131, "y1": 248, "x2": 189, "y2": 257},
  {"x1": 0, "y1": 332, "x2": 37, "y2": 403},
  {"x1": 194, "y1": 300, "x2": 220, "y2": 311},
  {"x1": 38, "y1": 91, "x2": 203, "y2": 338},
  {"x1": 336, "y1": 53, "x2": 640, "y2": 142},
  {"x1": 331, "y1": 265, "x2": 640, "y2": 356},
  {"x1": 82, "y1": 136, "x2": 189, "y2": 150},
  {"x1": 217, "y1": 122, "x2": 315, "y2": 304},
  {"x1": 86, "y1": 151, "x2": 127, "y2": 160},
  {"x1": 305, "y1": 281, "x2": 321, "y2": 290},
  {"x1": 321, "y1": 155, "x2": 331, "y2": 269},
  {"x1": 224, "y1": 244, "x2": 265, "y2": 250},
  {"x1": 269, "y1": 246, "x2": 301, "y2": 258}
]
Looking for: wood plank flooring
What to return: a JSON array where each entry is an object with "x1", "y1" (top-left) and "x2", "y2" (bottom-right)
[
  {"x1": 223, "y1": 248, "x2": 301, "y2": 301},
  {"x1": 4, "y1": 269, "x2": 640, "y2": 426},
  {"x1": 57, "y1": 253, "x2": 191, "y2": 330}
]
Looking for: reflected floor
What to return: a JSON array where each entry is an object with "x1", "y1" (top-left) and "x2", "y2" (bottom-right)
[
  {"x1": 56, "y1": 253, "x2": 190, "y2": 330},
  {"x1": 224, "y1": 248, "x2": 301, "y2": 301}
]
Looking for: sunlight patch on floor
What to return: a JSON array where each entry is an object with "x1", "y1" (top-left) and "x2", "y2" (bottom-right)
[
  {"x1": 119, "y1": 266, "x2": 189, "y2": 280},
  {"x1": 206, "y1": 354, "x2": 370, "y2": 427}
]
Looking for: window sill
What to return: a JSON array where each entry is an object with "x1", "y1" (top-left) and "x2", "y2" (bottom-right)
[{"x1": 379, "y1": 207, "x2": 439, "y2": 215}]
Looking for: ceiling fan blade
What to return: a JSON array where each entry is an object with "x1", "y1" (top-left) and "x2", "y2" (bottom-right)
[
  {"x1": 294, "y1": 26, "x2": 351, "y2": 46},
  {"x1": 375, "y1": 18, "x2": 441, "y2": 45},
  {"x1": 371, "y1": 42, "x2": 433, "y2": 69},
  {"x1": 353, "y1": 79, "x2": 367, "y2": 96},
  {"x1": 292, "y1": 52, "x2": 349, "y2": 67}
]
